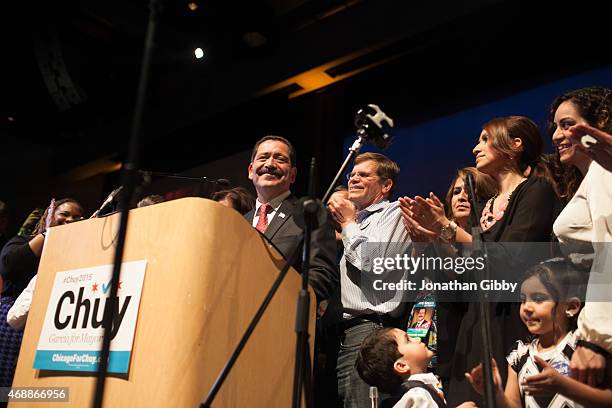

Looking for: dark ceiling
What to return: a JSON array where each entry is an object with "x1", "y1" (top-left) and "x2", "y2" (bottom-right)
[{"x1": 2, "y1": 0, "x2": 610, "y2": 214}]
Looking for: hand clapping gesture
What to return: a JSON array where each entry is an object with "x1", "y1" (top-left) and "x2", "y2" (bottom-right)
[
  {"x1": 327, "y1": 195, "x2": 357, "y2": 229},
  {"x1": 399, "y1": 192, "x2": 449, "y2": 241}
]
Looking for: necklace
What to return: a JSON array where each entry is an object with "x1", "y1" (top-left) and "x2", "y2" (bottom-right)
[{"x1": 480, "y1": 178, "x2": 527, "y2": 231}]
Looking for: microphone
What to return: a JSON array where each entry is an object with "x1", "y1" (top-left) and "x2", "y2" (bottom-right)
[
  {"x1": 464, "y1": 173, "x2": 481, "y2": 230},
  {"x1": 90, "y1": 186, "x2": 124, "y2": 218},
  {"x1": 354, "y1": 104, "x2": 394, "y2": 149},
  {"x1": 139, "y1": 170, "x2": 229, "y2": 184}
]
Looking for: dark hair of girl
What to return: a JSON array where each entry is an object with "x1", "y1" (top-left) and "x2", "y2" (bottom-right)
[{"x1": 521, "y1": 258, "x2": 588, "y2": 332}]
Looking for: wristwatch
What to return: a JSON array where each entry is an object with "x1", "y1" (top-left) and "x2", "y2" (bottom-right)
[{"x1": 440, "y1": 220, "x2": 457, "y2": 243}]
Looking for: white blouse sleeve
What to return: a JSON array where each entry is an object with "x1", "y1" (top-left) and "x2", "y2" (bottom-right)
[
  {"x1": 577, "y1": 302, "x2": 612, "y2": 353},
  {"x1": 7, "y1": 274, "x2": 37, "y2": 331}
]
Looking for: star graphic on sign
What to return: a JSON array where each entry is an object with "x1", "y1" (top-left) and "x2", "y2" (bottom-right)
[
  {"x1": 92, "y1": 283, "x2": 98, "y2": 292},
  {"x1": 117, "y1": 281, "x2": 122, "y2": 289}
]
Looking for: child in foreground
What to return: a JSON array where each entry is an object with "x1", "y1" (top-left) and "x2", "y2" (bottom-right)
[
  {"x1": 356, "y1": 327, "x2": 476, "y2": 408},
  {"x1": 466, "y1": 258, "x2": 612, "y2": 407}
]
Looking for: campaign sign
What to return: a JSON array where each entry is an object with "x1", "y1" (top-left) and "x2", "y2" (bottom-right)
[{"x1": 33, "y1": 260, "x2": 146, "y2": 373}]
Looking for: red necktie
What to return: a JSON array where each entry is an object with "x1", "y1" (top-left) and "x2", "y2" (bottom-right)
[{"x1": 256, "y1": 203, "x2": 270, "y2": 233}]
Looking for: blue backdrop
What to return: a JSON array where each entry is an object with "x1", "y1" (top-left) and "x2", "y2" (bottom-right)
[{"x1": 344, "y1": 67, "x2": 612, "y2": 199}]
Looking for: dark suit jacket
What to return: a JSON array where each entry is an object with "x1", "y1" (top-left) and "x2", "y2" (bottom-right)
[{"x1": 245, "y1": 194, "x2": 339, "y2": 301}]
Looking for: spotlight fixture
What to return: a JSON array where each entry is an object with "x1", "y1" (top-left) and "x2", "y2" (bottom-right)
[
  {"x1": 187, "y1": 2, "x2": 198, "y2": 11},
  {"x1": 194, "y1": 48, "x2": 205, "y2": 59}
]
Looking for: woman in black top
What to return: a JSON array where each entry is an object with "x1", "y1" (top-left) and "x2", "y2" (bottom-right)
[
  {"x1": 0, "y1": 198, "x2": 83, "y2": 387},
  {"x1": 401, "y1": 116, "x2": 561, "y2": 405}
]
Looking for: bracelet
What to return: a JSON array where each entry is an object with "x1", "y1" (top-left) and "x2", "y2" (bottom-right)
[
  {"x1": 576, "y1": 339, "x2": 612, "y2": 359},
  {"x1": 440, "y1": 220, "x2": 457, "y2": 243}
]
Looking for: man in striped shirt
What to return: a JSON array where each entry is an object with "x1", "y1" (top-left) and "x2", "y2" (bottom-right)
[{"x1": 328, "y1": 152, "x2": 412, "y2": 408}]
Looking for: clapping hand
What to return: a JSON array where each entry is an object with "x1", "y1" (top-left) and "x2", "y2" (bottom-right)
[
  {"x1": 399, "y1": 197, "x2": 436, "y2": 242},
  {"x1": 327, "y1": 195, "x2": 357, "y2": 229},
  {"x1": 399, "y1": 193, "x2": 449, "y2": 241}
]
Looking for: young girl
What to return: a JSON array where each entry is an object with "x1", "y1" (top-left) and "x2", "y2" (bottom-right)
[{"x1": 465, "y1": 258, "x2": 612, "y2": 407}]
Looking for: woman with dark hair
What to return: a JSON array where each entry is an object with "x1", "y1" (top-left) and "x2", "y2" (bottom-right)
[
  {"x1": 212, "y1": 187, "x2": 255, "y2": 215},
  {"x1": 548, "y1": 86, "x2": 612, "y2": 202},
  {"x1": 549, "y1": 86, "x2": 612, "y2": 387},
  {"x1": 0, "y1": 198, "x2": 83, "y2": 387},
  {"x1": 401, "y1": 116, "x2": 561, "y2": 405},
  {"x1": 550, "y1": 86, "x2": 611, "y2": 252},
  {"x1": 403, "y1": 167, "x2": 497, "y2": 393},
  {"x1": 443, "y1": 167, "x2": 498, "y2": 229}
]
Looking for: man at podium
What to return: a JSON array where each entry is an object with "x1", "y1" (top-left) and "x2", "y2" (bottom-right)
[{"x1": 245, "y1": 135, "x2": 339, "y2": 302}]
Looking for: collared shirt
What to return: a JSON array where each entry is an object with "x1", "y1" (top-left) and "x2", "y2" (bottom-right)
[
  {"x1": 393, "y1": 373, "x2": 445, "y2": 408},
  {"x1": 340, "y1": 199, "x2": 411, "y2": 318},
  {"x1": 252, "y1": 190, "x2": 292, "y2": 228}
]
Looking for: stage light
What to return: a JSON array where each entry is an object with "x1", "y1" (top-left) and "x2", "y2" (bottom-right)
[
  {"x1": 187, "y1": 2, "x2": 198, "y2": 11},
  {"x1": 194, "y1": 48, "x2": 205, "y2": 59}
]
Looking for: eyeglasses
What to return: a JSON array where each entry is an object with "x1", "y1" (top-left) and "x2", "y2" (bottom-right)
[{"x1": 346, "y1": 171, "x2": 378, "y2": 181}]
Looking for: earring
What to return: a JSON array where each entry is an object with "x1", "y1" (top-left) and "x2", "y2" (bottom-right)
[{"x1": 565, "y1": 310, "x2": 574, "y2": 318}]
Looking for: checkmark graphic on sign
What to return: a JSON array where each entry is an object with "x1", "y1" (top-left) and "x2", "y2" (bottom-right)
[
  {"x1": 102, "y1": 281, "x2": 112, "y2": 294},
  {"x1": 102, "y1": 280, "x2": 122, "y2": 294}
]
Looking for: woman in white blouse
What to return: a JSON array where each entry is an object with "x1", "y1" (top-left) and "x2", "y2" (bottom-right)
[{"x1": 549, "y1": 86, "x2": 612, "y2": 387}]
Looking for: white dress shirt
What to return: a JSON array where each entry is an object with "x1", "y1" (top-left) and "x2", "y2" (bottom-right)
[
  {"x1": 252, "y1": 190, "x2": 292, "y2": 228},
  {"x1": 393, "y1": 373, "x2": 445, "y2": 408}
]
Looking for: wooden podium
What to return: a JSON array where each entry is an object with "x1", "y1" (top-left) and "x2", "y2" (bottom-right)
[{"x1": 11, "y1": 197, "x2": 315, "y2": 407}]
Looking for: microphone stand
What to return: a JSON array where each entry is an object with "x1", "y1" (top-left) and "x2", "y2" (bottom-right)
[
  {"x1": 465, "y1": 174, "x2": 496, "y2": 408},
  {"x1": 323, "y1": 103, "x2": 393, "y2": 202},
  {"x1": 90, "y1": 187, "x2": 124, "y2": 218},
  {"x1": 92, "y1": 0, "x2": 161, "y2": 407},
  {"x1": 323, "y1": 133, "x2": 366, "y2": 202},
  {"x1": 292, "y1": 158, "x2": 318, "y2": 408}
]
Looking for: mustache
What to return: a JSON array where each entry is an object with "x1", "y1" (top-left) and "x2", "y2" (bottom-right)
[{"x1": 256, "y1": 167, "x2": 283, "y2": 177}]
